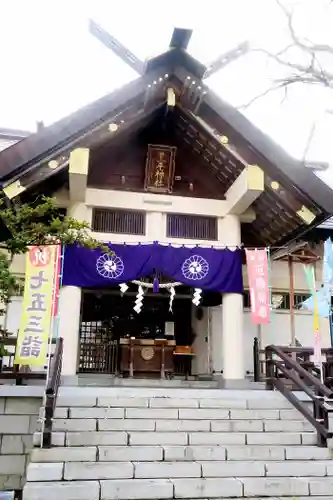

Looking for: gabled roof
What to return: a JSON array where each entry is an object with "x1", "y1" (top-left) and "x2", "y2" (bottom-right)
[
  {"x1": 0, "y1": 71, "x2": 161, "y2": 182},
  {"x1": 0, "y1": 127, "x2": 31, "y2": 140},
  {"x1": 0, "y1": 127, "x2": 31, "y2": 153},
  {"x1": 1, "y1": 47, "x2": 333, "y2": 246}
]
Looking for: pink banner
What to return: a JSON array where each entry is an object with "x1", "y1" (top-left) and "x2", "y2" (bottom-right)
[{"x1": 245, "y1": 249, "x2": 270, "y2": 324}]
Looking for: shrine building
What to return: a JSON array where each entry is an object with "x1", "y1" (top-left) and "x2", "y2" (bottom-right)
[{"x1": 1, "y1": 28, "x2": 333, "y2": 384}]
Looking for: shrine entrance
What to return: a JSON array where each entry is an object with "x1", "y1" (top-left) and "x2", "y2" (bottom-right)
[
  {"x1": 78, "y1": 283, "x2": 195, "y2": 378},
  {"x1": 64, "y1": 241, "x2": 242, "y2": 379}
]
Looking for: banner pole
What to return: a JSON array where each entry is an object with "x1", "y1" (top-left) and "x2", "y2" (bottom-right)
[
  {"x1": 323, "y1": 237, "x2": 333, "y2": 347},
  {"x1": 288, "y1": 254, "x2": 296, "y2": 348},
  {"x1": 311, "y1": 266, "x2": 324, "y2": 384},
  {"x1": 52, "y1": 244, "x2": 65, "y2": 343},
  {"x1": 40, "y1": 245, "x2": 61, "y2": 448},
  {"x1": 266, "y1": 247, "x2": 274, "y2": 346}
]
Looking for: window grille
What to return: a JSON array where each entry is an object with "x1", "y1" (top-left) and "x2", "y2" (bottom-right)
[
  {"x1": 243, "y1": 291, "x2": 311, "y2": 310},
  {"x1": 167, "y1": 213, "x2": 218, "y2": 240},
  {"x1": 92, "y1": 208, "x2": 146, "y2": 235},
  {"x1": 11, "y1": 276, "x2": 25, "y2": 296}
]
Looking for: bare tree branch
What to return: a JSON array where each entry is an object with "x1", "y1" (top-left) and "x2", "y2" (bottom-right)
[
  {"x1": 238, "y1": 0, "x2": 333, "y2": 162},
  {"x1": 239, "y1": 79, "x2": 295, "y2": 110},
  {"x1": 252, "y1": 47, "x2": 333, "y2": 88},
  {"x1": 240, "y1": 0, "x2": 333, "y2": 110},
  {"x1": 275, "y1": 0, "x2": 333, "y2": 55}
]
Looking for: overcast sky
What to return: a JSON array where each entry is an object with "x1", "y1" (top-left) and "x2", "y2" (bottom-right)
[{"x1": 1, "y1": 0, "x2": 333, "y2": 184}]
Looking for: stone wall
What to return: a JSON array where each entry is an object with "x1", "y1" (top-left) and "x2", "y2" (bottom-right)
[{"x1": 0, "y1": 388, "x2": 43, "y2": 491}]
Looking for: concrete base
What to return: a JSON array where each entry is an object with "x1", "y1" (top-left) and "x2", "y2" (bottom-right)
[
  {"x1": 59, "y1": 374, "x2": 267, "y2": 390},
  {"x1": 60, "y1": 374, "x2": 266, "y2": 390},
  {"x1": 218, "y1": 378, "x2": 266, "y2": 390},
  {"x1": 61, "y1": 375, "x2": 79, "y2": 386},
  {"x1": 75, "y1": 375, "x2": 219, "y2": 389}
]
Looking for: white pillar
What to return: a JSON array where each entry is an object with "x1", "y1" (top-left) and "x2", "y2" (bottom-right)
[
  {"x1": 58, "y1": 286, "x2": 82, "y2": 376},
  {"x1": 222, "y1": 293, "x2": 244, "y2": 379},
  {"x1": 221, "y1": 214, "x2": 244, "y2": 380}
]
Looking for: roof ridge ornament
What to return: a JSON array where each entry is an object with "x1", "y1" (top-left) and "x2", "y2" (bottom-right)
[
  {"x1": 88, "y1": 19, "x2": 250, "y2": 81},
  {"x1": 89, "y1": 19, "x2": 145, "y2": 75},
  {"x1": 203, "y1": 41, "x2": 250, "y2": 79}
]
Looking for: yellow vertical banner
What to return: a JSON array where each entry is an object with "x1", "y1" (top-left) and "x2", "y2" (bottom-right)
[{"x1": 14, "y1": 245, "x2": 58, "y2": 366}]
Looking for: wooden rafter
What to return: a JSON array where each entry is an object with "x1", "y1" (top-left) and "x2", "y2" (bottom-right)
[
  {"x1": 89, "y1": 19, "x2": 145, "y2": 75},
  {"x1": 203, "y1": 42, "x2": 250, "y2": 79}
]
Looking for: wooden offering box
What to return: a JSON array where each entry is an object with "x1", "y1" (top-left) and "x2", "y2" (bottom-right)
[{"x1": 120, "y1": 338, "x2": 175, "y2": 378}]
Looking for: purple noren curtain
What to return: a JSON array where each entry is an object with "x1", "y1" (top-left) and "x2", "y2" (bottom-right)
[{"x1": 62, "y1": 243, "x2": 243, "y2": 293}]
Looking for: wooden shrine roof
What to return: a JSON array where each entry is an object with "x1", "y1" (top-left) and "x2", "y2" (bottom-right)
[{"x1": 0, "y1": 47, "x2": 333, "y2": 247}]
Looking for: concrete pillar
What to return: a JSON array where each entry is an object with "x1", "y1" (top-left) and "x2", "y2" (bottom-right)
[
  {"x1": 221, "y1": 214, "x2": 244, "y2": 381},
  {"x1": 222, "y1": 293, "x2": 244, "y2": 380},
  {"x1": 58, "y1": 285, "x2": 82, "y2": 378}
]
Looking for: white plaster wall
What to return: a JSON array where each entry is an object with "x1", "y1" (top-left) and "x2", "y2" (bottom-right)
[
  {"x1": 243, "y1": 257, "x2": 323, "y2": 292},
  {"x1": 85, "y1": 189, "x2": 235, "y2": 247},
  {"x1": 86, "y1": 189, "x2": 229, "y2": 218},
  {"x1": 9, "y1": 254, "x2": 26, "y2": 276},
  {"x1": 4, "y1": 296, "x2": 330, "y2": 376},
  {"x1": 4, "y1": 297, "x2": 22, "y2": 335},
  {"x1": 4, "y1": 188, "x2": 329, "y2": 378},
  {"x1": 243, "y1": 310, "x2": 331, "y2": 375},
  {"x1": 194, "y1": 307, "x2": 331, "y2": 377}
]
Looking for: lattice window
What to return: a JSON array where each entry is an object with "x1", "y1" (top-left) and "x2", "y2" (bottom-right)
[
  {"x1": 10, "y1": 276, "x2": 25, "y2": 297},
  {"x1": 166, "y1": 213, "x2": 218, "y2": 240},
  {"x1": 243, "y1": 291, "x2": 311, "y2": 310},
  {"x1": 293, "y1": 293, "x2": 312, "y2": 309},
  {"x1": 92, "y1": 208, "x2": 146, "y2": 235},
  {"x1": 79, "y1": 320, "x2": 119, "y2": 374}
]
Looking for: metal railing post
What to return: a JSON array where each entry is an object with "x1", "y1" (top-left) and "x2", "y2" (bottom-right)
[
  {"x1": 41, "y1": 337, "x2": 63, "y2": 448},
  {"x1": 253, "y1": 337, "x2": 260, "y2": 382},
  {"x1": 266, "y1": 344, "x2": 333, "y2": 447},
  {"x1": 265, "y1": 346, "x2": 274, "y2": 390}
]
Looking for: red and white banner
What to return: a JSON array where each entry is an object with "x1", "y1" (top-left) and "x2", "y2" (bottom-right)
[{"x1": 245, "y1": 249, "x2": 270, "y2": 324}]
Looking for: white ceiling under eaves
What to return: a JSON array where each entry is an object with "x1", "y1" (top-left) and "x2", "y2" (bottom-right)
[{"x1": 318, "y1": 217, "x2": 333, "y2": 230}]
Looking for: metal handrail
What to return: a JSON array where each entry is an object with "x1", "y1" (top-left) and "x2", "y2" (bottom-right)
[
  {"x1": 265, "y1": 344, "x2": 333, "y2": 447},
  {"x1": 0, "y1": 337, "x2": 57, "y2": 385},
  {"x1": 42, "y1": 337, "x2": 63, "y2": 448},
  {"x1": 253, "y1": 339, "x2": 333, "y2": 383}
]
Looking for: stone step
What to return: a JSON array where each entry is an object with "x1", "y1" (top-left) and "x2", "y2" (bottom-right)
[
  {"x1": 34, "y1": 418, "x2": 315, "y2": 446},
  {"x1": 22, "y1": 476, "x2": 333, "y2": 499},
  {"x1": 34, "y1": 429, "x2": 316, "y2": 447},
  {"x1": 33, "y1": 421, "x2": 315, "y2": 448},
  {"x1": 27, "y1": 459, "x2": 333, "y2": 481},
  {"x1": 53, "y1": 406, "x2": 308, "y2": 421},
  {"x1": 56, "y1": 395, "x2": 300, "y2": 410},
  {"x1": 30, "y1": 444, "x2": 333, "y2": 463},
  {"x1": 57, "y1": 386, "x2": 310, "y2": 404}
]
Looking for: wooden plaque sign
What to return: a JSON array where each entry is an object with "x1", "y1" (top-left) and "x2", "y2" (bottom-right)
[{"x1": 144, "y1": 145, "x2": 176, "y2": 193}]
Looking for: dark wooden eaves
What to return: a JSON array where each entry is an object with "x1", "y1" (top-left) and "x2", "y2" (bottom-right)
[
  {"x1": 173, "y1": 63, "x2": 333, "y2": 215},
  {"x1": 204, "y1": 91, "x2": 333, "y2": 215}
]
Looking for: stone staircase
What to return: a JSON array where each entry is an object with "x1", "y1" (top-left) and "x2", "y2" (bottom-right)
[{"x1": 23, "y1": 387, "x2": 333, "y2": 499}]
